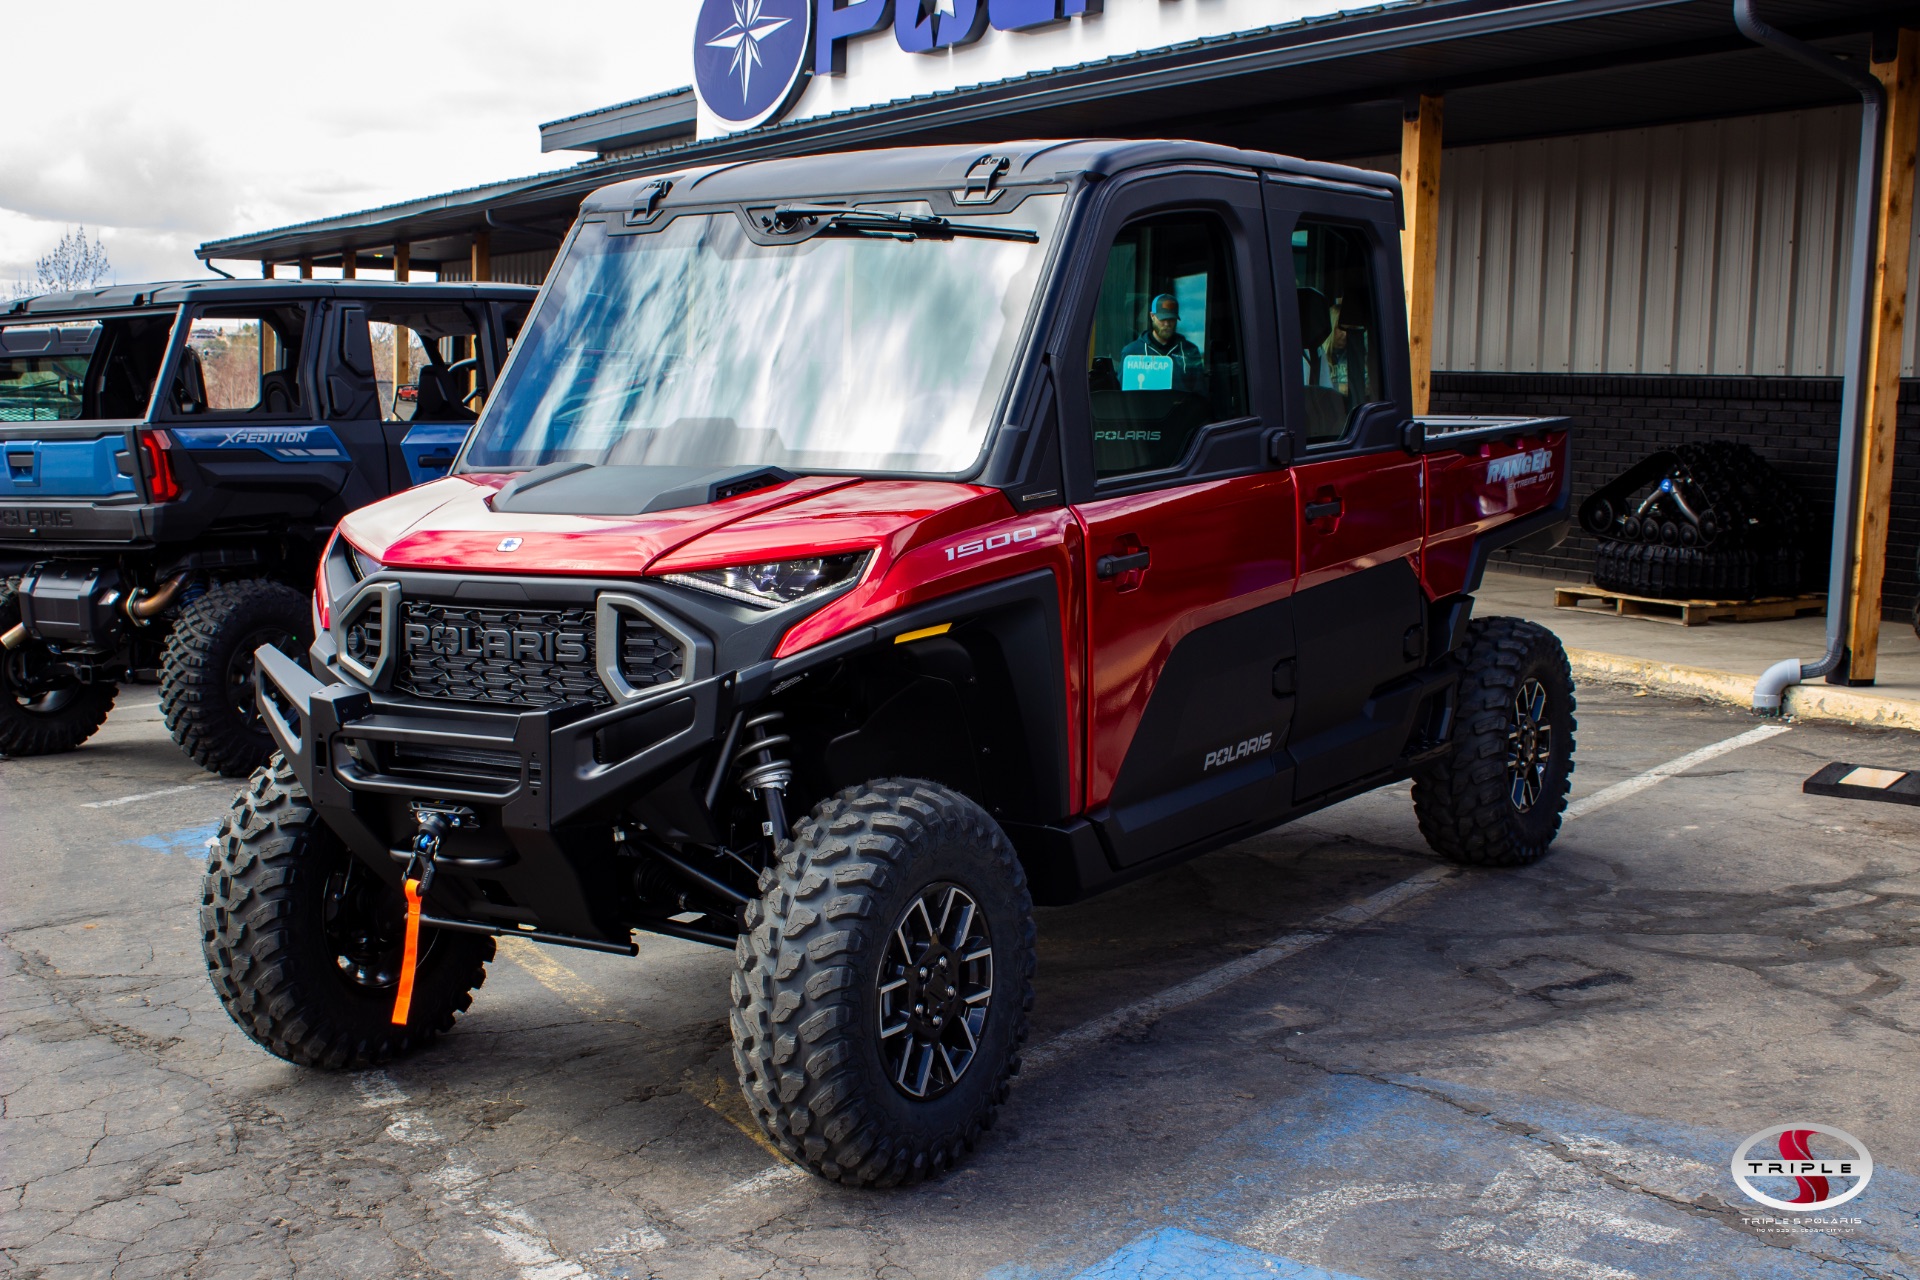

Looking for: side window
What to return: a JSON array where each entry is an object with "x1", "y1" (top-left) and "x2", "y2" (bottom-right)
[
  {"x1": 177, "y1": 307, "x2": 307, "y2": 416},
  {"x1": 1291, "y1": 221, "x2": 1386, "y2": 445},
  {"x1": 365, "y1": 305, "x2": 484, "y2": 424},
  {"x1": 1086, "y1": 212, "x2": 1249, "y2": 480}
]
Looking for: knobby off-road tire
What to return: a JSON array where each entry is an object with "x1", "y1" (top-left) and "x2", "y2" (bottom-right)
[
  {"x1": 1413, "y1": 617, "x2": 1576, "y2": 867},
  {"x1": 201, "y1": 755, "x2": 493, "y2": 1069},
  {"x1": 0, "y1": 586, "x2": 116, "y2": 757},
  {"x1": 161, "y1": 579, "x2": 311, "y2": 777},
  {"x1": 731, "y1": 779, "x2": 1036, "y2": 1187}
]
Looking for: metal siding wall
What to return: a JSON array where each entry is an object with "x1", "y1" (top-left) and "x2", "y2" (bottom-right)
[
  {"x1": 1362, "y1": 106, "x2": 1900, "y2": 376},
  {"x1": 435, "y1": 248, "x2": 556, "y2": 287}
]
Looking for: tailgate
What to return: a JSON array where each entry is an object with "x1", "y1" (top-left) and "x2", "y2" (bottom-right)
[
  {"x1": 1420, "y1": 417, "x2": 1571, "y2": 599},
  {"x1": 0, "y1": 428, "x2": 137, "y2": 499}
]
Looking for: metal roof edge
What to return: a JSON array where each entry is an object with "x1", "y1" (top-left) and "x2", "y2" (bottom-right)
[{"x1": 198, "y1": 0, "x2": 1761, "y2": 261}]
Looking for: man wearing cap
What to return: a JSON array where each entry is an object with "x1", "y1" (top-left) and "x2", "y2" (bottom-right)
[{"x1": 1120, "y1": 293, "x2": 1207, "y2": 394}]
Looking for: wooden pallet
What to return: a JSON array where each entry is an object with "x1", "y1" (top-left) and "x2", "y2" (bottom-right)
[{"x1": 1552, "y1": 585, "x2": 1826, "y2": 627}]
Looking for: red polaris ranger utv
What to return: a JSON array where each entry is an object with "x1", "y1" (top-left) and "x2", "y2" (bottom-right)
[{"x1": 205, "y1": 141, "x2": 1575, "y2": 1186}]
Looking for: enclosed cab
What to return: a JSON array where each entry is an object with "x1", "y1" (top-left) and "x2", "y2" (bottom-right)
[
  {"x1": 0, "y1": 279, "x2": 534, "y2": 772},
  {"x1": 210, "y1": 141, "x2": 1574, "y2": 1185}
]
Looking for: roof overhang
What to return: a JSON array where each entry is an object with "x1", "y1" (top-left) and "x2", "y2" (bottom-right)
[{"x1": 199, "y1": 0, "x2": 1914, "y2": 266}]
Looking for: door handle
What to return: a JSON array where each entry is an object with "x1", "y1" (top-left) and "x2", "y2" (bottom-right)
[
  {"x1": 1304, "y1": 498, "x2": 1343, "y2": 522},
  {"x1": 1096, "y1": 550, "x2": 1151, "y2": 579}
]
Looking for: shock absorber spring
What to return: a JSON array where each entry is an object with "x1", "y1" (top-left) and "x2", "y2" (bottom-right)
[{"x1": 735, "y1": 711, "x2": 794, "y2": 841}]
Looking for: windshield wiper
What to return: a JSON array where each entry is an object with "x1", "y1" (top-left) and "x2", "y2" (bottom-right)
[{"x1": 765, "y1": 204, "x2": 1038, "y2": 244}]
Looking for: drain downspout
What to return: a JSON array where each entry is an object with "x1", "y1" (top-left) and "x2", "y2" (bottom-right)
[{"x1": 1736, "y1": 1, "x2": 1886, "y2": 710}]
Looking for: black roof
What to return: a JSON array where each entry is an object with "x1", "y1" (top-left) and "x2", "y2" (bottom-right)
[
  {"x1": 3, "y1": 278, "x2": 535, "y2": 320},
  {"x1": 577, "y1": 139, "x2": 1399, "y2": 216}
]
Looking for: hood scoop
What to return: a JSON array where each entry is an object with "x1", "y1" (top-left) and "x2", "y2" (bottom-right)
[{"x1": 490, "y1": 464, "x2": 795, "y2": 516}]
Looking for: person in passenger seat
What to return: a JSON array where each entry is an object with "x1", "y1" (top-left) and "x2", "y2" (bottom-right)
[{"x1": 1120, "y1": 294, "x2": 1206, "y2": 395}]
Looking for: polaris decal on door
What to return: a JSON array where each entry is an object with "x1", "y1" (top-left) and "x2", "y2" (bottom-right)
[{"x1": 1204, "y1": 731, "x2": 1274, "y2": 771}]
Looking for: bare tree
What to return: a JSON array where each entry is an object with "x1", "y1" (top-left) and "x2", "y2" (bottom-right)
[{"x1": 10, "y1": 226, "x2": 113, "y2": 299}]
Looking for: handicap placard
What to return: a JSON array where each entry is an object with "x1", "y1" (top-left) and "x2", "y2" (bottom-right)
[{"x1": 1121, "y1": 353, "x2": 1174, "y2": 391}]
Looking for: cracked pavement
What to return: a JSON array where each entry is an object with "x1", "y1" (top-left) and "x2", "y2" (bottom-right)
[{"x1": 2, "y1": 686, "x2": 1917, "y2": 1278}]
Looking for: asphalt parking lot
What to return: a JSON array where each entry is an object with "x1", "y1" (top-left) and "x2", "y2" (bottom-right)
[{"x1": 4, "y1": 682, "x2": 1918, "y2": 1280}]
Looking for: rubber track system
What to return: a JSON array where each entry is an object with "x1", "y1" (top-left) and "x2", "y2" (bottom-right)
[
  {"x1": 731, "y1": 779, "x2": 1036, "y2": 1187},
  {"x1": 160, "y1": 579, "x2": 310, "y2": 777},
  {"x1": 0, "y1": 586, "x2": 116, "y2": 756},
  {"x1": 1413, "y1": 617, "x2": 1575, "y2": 867},
  {"x1": 200, "y1": 755, "x2": 493, "y2": 1069}
]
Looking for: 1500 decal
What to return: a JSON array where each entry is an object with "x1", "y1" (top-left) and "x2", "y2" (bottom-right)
[{"x1": 944, "y1": 526, "x2": 1040, "y2": 561}]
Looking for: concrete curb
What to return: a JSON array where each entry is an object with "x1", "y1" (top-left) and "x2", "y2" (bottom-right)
[{"x1": 1567, "y1": 648, "x2": 1920, "y2": 732}]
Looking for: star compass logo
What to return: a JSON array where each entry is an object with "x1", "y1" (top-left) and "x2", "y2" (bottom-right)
[{"x1": 692, "y1": 0, "x2": 814, "y2": 131}]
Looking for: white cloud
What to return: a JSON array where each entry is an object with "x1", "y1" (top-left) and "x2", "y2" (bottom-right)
[{"x1": 0, "y1": 0, "x2": 696, "y2": 287}]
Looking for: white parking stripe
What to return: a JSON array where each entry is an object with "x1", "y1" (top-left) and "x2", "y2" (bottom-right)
[
  {"x1": 83, "y1": 781, "x2": 221, "y2": 808},
  {"x1": 1027, "y1": 725, "x2": 1791, "y2": 1071},
  {"x1": 355, "y1": 1071, "x2": 604, "y2": 1279},
  {"x1": 1564, "y1": 724, "x2": 1790, "y2": 820},
  {"x1": 1023, "y1": 866, "x2": 1456, "y2": 1073}
]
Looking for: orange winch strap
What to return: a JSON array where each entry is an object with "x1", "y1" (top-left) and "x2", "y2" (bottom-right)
[{"x1": 391, "y1": 877, "x2": 424, "y2": 1026}]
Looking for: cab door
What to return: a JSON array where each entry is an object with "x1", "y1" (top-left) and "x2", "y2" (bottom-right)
[
  {"x1": 1062, "y1": 171, "x2": 1299, "y2": 868},
  {"x1": 1267, "y1": 187, "x2": 1427, "y2": 800}
]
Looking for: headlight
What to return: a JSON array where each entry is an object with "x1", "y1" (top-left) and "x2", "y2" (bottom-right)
[{"x1": 664, "y1": 552, "x2": 868, "y2": 609}]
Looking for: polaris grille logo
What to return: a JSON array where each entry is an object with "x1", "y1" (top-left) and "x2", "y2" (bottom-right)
[
  {"x1": 1488, "y1": 449, "x2": 1552, "y2": 483},
  {"x1": 403, "y1": 623, "x2": 589, "y2": 664},
  {"x1": 1204, "y1": 732, "x2": 1274, "y2": 771}
]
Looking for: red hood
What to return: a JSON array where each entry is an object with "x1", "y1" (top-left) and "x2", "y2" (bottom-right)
[{"x1": 338, "y1": 472, "x2": 1003, "y2": 579}]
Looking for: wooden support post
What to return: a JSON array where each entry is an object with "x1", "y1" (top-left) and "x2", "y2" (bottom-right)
[
  {"x1": 261, "y1": 260, "x2": 273, "y2": 279},
  {"x1": 1399, "y1": 93, "x2": 1444, "y2": 417},
  {"x1": 393, "y1": 244, "x2": 411, "y2": 391},
  {"x1": 298, "y1": 256, "x2": 313, "y2": 279},
  {"x1": 1844, "y1": 29, "x2": 1920, "y2": 685},
  {"x1": 340, "y1": 248, "x2": 356, "y2": 280},
  {"x1": 470, "y1": 229, "x2": 491, "y2": 283}
]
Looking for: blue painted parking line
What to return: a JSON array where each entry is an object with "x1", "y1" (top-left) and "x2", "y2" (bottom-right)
[
  {"x1": 995, "y1": 1072, "x2": 1919, "y2": 1279},
  {"x1": 1070, "y1": 1228, "x2": 1371, "y2": 1280},
  {"x1": 121, "y1": 821, "x2": 222, "y2": 855}
]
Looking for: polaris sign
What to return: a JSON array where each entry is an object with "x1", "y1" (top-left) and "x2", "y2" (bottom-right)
[{"x1": 693, "y1": 0, "x2": 1103, "y2": 133}]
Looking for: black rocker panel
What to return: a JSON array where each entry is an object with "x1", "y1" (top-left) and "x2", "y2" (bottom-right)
[{"x1": 1288, "y1": 558, "x2": 1426, "y2": 800}]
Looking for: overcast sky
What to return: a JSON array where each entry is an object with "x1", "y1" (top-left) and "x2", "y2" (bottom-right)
[{"x1": 1, "y1": 1, "x2": 696, "y2": 289}]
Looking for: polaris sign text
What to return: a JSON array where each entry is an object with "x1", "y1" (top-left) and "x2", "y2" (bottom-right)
[{"x1": 693, "y1": 0, "x2": 1104, "y2": 132}]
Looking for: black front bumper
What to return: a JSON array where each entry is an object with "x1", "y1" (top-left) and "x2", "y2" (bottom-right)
[{"x1": 256, "y1": 644, "x2": 723, "y2": 945}]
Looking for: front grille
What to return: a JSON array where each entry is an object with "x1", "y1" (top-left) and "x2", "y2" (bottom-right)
[
  {"x1": 617, "y1": 610, "x2": 684, "y2": 691},
  {"x1": 395, "y1": 602, "x2": 610, "y2": 709}
]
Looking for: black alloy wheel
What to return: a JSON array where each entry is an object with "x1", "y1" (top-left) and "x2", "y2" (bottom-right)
[
  {"x1": 732, "y1": 778, "x2": 1036, "y2": 1186},
  {"x1": 322, "y1": 857, "x2": 417, "y2": 990},
  {"x1": 161, "y1": 579, "x2": 312, "y2": 776},
  {"x1": 0, "y1": 586, "x2": 117, "y2": 756},
  {"x1": 1412, "y1": 616, "x2": 1576, "y2": 868},
  {"x1": 202, "y1": 755, "x2": 492, "y2": 1069},
  {"x1": 1506, "y1": 678, "x2": 1553, "y2": 813},
  {"x1": 877, "y1": 883, "x2": 994, "y2": 1101}
]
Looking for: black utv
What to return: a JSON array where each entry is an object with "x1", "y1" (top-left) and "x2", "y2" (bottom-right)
[{"x1": 0, "y1": 279, "x2": 533, "y2": 773}]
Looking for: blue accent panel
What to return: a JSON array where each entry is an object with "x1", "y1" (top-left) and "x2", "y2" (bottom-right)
[
  {"x1": 171, "y1": 424, "x2": 349, "y2": 463},
  {"x1": 0, "y1": 434, "x2": 136, "y2": 498},
  {"x1": 399, "y1": 422, "x2": 471, "y2": 487},
  {"x1": 1070, "y1": 1230, "x2": 1369, "y2": 1280}
]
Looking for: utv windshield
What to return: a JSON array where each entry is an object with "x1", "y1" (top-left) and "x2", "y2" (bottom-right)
[{"x1": 462, "y1": 195, "x2": 1063, "y2": 476}]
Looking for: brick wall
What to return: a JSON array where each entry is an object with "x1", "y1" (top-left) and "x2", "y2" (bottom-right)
[{"x1": 1430, "y1": 373, "x2": 1920, "y2": 623}]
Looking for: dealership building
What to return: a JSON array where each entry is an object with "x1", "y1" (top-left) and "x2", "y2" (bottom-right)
[{"x1": 200, "y1": 0, "x2": 1919, "y2": 675}]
